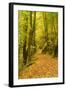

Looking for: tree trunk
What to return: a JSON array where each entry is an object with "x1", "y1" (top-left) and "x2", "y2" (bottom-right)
[
  {"x1": 23, "y1": 39, "x2": 27, "y2": 65},
  {"x1": 23, "y1": 15, "x2": 28, "y2": 65},
  {"x1": 42, "y1": 12, "x2": 48, "y2": 53},
  {"x1": 27, "y1": 11, "x2": 32, "y2": 63},
  {"x1": 33, "y1": 11, "x2": 36, "y2": 52}
]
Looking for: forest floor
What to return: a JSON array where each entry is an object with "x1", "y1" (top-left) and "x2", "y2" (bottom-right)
[{"x1": 19, "y1": 50, "x2": 58, "y2": 79}]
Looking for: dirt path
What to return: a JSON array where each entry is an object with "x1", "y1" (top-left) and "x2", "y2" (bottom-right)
[{"x1": 19, "y1": 52, "x2": 58, "y2": 79}]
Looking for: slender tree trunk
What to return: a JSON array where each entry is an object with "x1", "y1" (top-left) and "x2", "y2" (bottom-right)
[
  {"x1": 23, "y1": 39, "x2": 27, "y2": 65},
  {"x1": 33, "y1": 11, "x2": 36, "y2": 52},
  {"x1": 23, "y1": 16, "x2": 28, "y2": 65},
  {"x1": 51, "y1": 14, "x2": 58, "y2": 56},
  {"x1": 27, "y1": 11, "x2": 32, "y2": 63},
  {"x1": 42, "y1": 12, "x2": 48, "y2": 53}
]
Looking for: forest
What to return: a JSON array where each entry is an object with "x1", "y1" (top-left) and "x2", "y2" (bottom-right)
[{"x1": 18, "y1": 10, "x2": 58, "y2": 79}]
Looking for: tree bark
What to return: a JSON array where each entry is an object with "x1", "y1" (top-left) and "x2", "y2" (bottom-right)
[
  {"x1": 27, "y1": 11, "x2": 32, "y2": 63},
  {"x1": 23, "y1": 15, "x2": 28, "y2": 65},
  {"x1": 42, "y1": 12, "x2": 48, "y2": 53}
]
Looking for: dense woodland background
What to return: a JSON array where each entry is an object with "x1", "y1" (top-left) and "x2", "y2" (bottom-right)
[{"x1": 18, "y1": 10, "x2": 58, "y2": 79}]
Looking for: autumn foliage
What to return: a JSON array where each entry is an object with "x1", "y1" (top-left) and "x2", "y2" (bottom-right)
[{"x1": 18, "y1": 11, "x2": 58, "y2": 79}]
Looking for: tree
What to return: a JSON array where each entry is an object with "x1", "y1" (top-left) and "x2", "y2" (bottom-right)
[
  {"x1": 22, "y1": 12, "x2": 28, "y2": 65},
  {"x1": 42, "y1": 12, "x2": 48, "y2": 53},
  {"x1": 32, "y1": 11, "x2": 36, "y2": 53},
  {"x1": 27, "y1": 11, "x2": 32, "y2": 63},
  {"x1": 27, "y1": 11, "x2": 37, "y2": 64}
]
